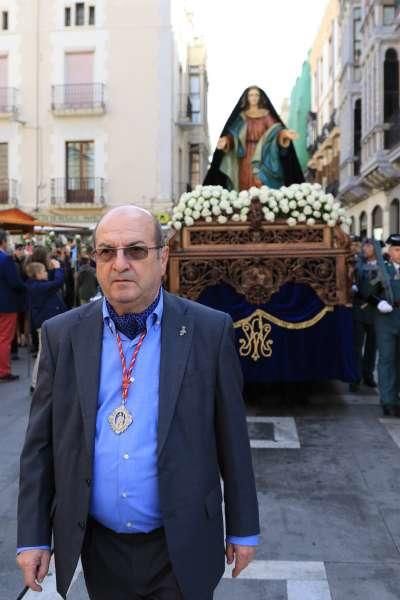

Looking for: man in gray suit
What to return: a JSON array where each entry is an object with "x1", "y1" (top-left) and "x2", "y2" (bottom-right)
[{"x1": 17, "y1": 206, "x2": 259, "y2": 600}]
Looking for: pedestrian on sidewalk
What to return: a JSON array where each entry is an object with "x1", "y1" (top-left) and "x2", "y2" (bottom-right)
[
  {"x1": 17, "y1": 205, "x2": 259, "y2": 600},
  {"x1": 0, "y1": 229, "x2": 25, "y2": 383},
  {"x1": 25, "y1": 259, "x2": 66, "y2": 391},
  {"x1": 11, "y1": 243, "x2": 28, "y2": 360},
  {"x1": 25, "y1": 245, "x2": 56, "y2": 357},
  {"x1": 76, "y1": 254, "x2": 98, "y2": 305}
]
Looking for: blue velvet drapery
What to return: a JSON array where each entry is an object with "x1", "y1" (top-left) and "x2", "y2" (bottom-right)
[{"x1": 198, "y1": 282, "x2": 358, "y2": 383}]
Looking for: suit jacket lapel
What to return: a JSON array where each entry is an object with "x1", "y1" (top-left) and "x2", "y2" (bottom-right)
[
  {"x1": 158, "y1": 292, "x2": 193, "y2": 457},
  {"x1": 71, "y1": 300, "x2": 103, "y2": 460}
]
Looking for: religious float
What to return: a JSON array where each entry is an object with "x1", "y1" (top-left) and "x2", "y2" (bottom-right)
[
  {"x1": 167, "y1": 183, "x2": 357, "y2": 384},
  {"x1": 167, "y1": 86, "x2": 357, "y2": 384}
]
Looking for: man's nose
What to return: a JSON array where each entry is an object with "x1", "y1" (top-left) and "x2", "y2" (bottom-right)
[{"x1": 112, "y1": 249, "x2": 131, "y2": 270}]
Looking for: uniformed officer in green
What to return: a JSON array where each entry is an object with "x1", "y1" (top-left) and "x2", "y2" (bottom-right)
[
  {"x1": 369, "y1": 234, "x2": 400, "y2": 417},
  {"x1": 350, "y1": 239, "x2": 380, "y2": 392}
]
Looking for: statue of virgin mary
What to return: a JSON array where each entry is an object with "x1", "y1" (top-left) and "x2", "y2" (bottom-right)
[{"x1": 203, "y1": 86, "x2": 304, "y2": 191}]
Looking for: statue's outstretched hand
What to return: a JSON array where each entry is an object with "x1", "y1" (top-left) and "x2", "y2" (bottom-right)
[{"x1": 279, "y1": 129, "x2": 299, "y2": 147}]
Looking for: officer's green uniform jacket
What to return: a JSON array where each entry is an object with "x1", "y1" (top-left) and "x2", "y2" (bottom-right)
[{"x1": 366, "y1": 261, "x2": 400, "y2": 306}]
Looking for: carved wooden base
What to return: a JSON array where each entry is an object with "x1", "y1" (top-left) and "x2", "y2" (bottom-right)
[{"x1": 168, "y1": 220, "x2": 352, "y2": 306}]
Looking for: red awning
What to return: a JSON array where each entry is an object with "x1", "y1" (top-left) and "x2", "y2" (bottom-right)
[{"x1": 0, "y1": 208, "x2": 51, "y2": 231}]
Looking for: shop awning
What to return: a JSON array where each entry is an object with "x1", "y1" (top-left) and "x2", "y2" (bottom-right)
[{"x1": 0, "y1": 208, "x2": 41, "y2": 232}]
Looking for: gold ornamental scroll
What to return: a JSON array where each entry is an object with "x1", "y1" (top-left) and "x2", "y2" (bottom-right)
[{"x1": 233, "y1": 307, "x2": 334, "y2": 362}]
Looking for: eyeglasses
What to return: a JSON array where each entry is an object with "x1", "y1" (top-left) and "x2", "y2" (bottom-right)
[{"x1": 92, "y1": 244, "x2": 163, "y2": 263}]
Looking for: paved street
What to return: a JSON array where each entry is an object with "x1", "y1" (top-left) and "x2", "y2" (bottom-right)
[{"x1": 2, "y1": 350, "x2": 400, "y2": 599}]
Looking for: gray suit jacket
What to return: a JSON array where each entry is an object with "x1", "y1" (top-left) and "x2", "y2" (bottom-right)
[{"x1": 17, "y1": 291, "x2": 259, "y2": 599}]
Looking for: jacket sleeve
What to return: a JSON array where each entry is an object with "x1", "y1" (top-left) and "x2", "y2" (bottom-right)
[
  {"x1": 38, "y1": 268, "x2": 65, "y2": 292},
  {"x1": 214, "y1": 314, "x2": 260, "y2": 538},
  {"x1": 17, "y1": 323, "x2": 55, "y2": 548},
  {"x1": 4, "y1": 255, "x2": 25, "y2": 291}
]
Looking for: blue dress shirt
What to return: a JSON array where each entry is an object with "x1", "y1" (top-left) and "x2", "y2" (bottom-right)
[{"x1": 17, "y1": 290, "x2": 258, "y2": 552}]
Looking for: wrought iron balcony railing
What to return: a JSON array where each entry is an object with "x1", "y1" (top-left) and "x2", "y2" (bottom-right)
[
  {"x1": 384, "y1": 110, "x2": 400, "y2": 150},
  {"x1": 51, "y1": 83, "x2": 105, "y2": 113},
  {"x1": 0, "y1": 88, "x2": 18, "y2": 114},
  {"x1": 50, "y1": 177, "x2": 105, "y2": 205},
  {"x1": 0, "y1": 179, "x2": 18, "y2": 204}
]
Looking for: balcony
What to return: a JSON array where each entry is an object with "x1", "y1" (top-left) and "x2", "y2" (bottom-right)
[
  {"x1": 0, "y1": 88, "x2": 18, "y2": 117},
  {"x1": 51, "y1": 83, "x2": 105, "y2": 116},
  {"x1": 177, "y1": 93, "x2": 203, "y2": 127},
  {"x1": 51, "y1": 178, "x2": 105, "y2": 205},
  {"x1": 0, "y1": 179, "x2": 18, "y2": 205}
]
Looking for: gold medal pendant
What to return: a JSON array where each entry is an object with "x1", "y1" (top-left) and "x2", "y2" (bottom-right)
[{"x1": 108, "y1": 404, "x2": 134, "y2": 435}]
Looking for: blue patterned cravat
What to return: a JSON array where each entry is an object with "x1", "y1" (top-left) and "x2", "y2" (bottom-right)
[{"x1": 106, "y1": 289, "x2": 161, "y2": 339}]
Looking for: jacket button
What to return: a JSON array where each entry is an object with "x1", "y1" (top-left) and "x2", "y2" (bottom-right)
[
  {"x1": 85, "y1": 478, "x2": 91, "y2": 486},
  {"x1": 78, "y1": 521, "x2": 86, "y2": 530}
]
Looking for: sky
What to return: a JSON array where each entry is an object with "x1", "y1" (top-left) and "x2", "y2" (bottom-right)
[{"x1": 192, "y1": 0, "x2": 329, "y2": 146}]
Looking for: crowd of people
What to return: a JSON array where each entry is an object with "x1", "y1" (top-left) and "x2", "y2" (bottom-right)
[
  {"x1": 1, "y1": 223, "x2": 400, "y2": 414},
  {"x1": 0, "y1": 228, "x2": 98, "y2": 389}
]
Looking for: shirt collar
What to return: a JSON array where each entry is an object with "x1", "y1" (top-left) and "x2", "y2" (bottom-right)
[{"x1": 102, "y1": 288, "x2": 164, "y2": 337}]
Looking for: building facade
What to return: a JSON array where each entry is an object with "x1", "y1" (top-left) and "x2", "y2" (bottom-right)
[
  {"x1": 0, "y1": 0, "x2": 209, "y2": 225},
  {"x1": 339, "y1": 0, "x2": 400, "y2": 239},
  {"x1": 307, "y1": 0, "x2": 341, "y2": 194}
]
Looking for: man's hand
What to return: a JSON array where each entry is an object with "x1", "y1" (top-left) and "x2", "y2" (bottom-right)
[
  {"x1": 16, "y1": 549, "x2": 51, "y2": 592},
  {"x1": 226, "y1": 543, "x2": 256, "y2": 578},
  {"x1": 50, "y1": 258, "x2": 61, "y2": 269}
]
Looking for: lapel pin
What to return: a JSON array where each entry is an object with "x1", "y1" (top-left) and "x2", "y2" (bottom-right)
[{"x1": 179, "y1": 325, "x2": 187, "y2": 336}]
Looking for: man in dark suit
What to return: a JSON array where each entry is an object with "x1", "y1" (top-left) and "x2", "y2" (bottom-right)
[
  {"x1": 0, "y1": 229, "x2": 25, "y2": 382},
  {"x1": 17, "y1": 206, "x2": 259, "y2": 600}
]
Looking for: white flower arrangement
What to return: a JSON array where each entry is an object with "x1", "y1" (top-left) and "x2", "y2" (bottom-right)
[{"x1": 170, "y1": 184, "x2": 351, "y2": 230}]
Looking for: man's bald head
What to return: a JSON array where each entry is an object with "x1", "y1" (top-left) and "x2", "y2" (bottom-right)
[
  {"x1": 94, "y1": 205, "x2": 164, "y2": 248},
  {"x1": 93, "y1": 204, "x2": 169, "y2": 314}
]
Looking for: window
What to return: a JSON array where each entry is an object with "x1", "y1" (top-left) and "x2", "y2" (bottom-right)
[
  {"x1": 359, "y1": 211, "x2": 367, "y2": 239},
  {"x1": 328, "y1": 35, "x2": 334, "y2": 76},
  {"x1": 189, "y1": 144, "x2": 201, "y2": 190},
  {"x1": 353, "y1": 8, "x2": 362, "y2": 66},
  {"x1": 65, "y1": 51, "x2": 94, "y2": 85},
  {"x1": 189, "y1": 67, "x2": 201, "y2": 124},
  {"x1": 390, "y1": 198, "x2": 400, "y2": 232},
  {"x1": 0, "y1": 142, "x2": 8, "y2": 204},
  {"x1": 2, "y1": 11, "x2": 8, "y2": 31},
  {"x1": 384, "y1": 48, "x2": 400, "y2": 148},
  {"x1": 75, "y1": 2, "x2": 85, "y2": 26},
  {"x1": 354, "y1": 99, "x2": 362, "y2": 176},
  {"x1": 372, "y1": 206, "x2": 383, "y2": 240},
  {"x1": 319, "y1": 57, "x2": 323, "y2": 97},
  {"x1": 66, "y1": 141, "x2": 94, "y2": 203},
  {"x1": 0, "y1": 55, "x2": 9, "y2": 111},
  {"x1": 349, "y1": 216, "x2": 355, "y2": 235},
  {"x1": 89, "y1": 5, "x2": 95, "y2": 25},
  {"x1": 383, "y1": 5, "x2": 396, "y2": 24},
  {"x1": 384, "y1": 48, "x2": 399, "y2": 120},
  {"x1": 64, "y1": 51, "x2": 94, "y2": 107},
  {"x1": 314, "y1": 71, "x2": 319, "y2": 108},
  {"x1": 65, "y1": 7, "x2": 71, "y2": 26},
  {"x1": 306, "y1": 112, "x2": 317, "y2": 150}
]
